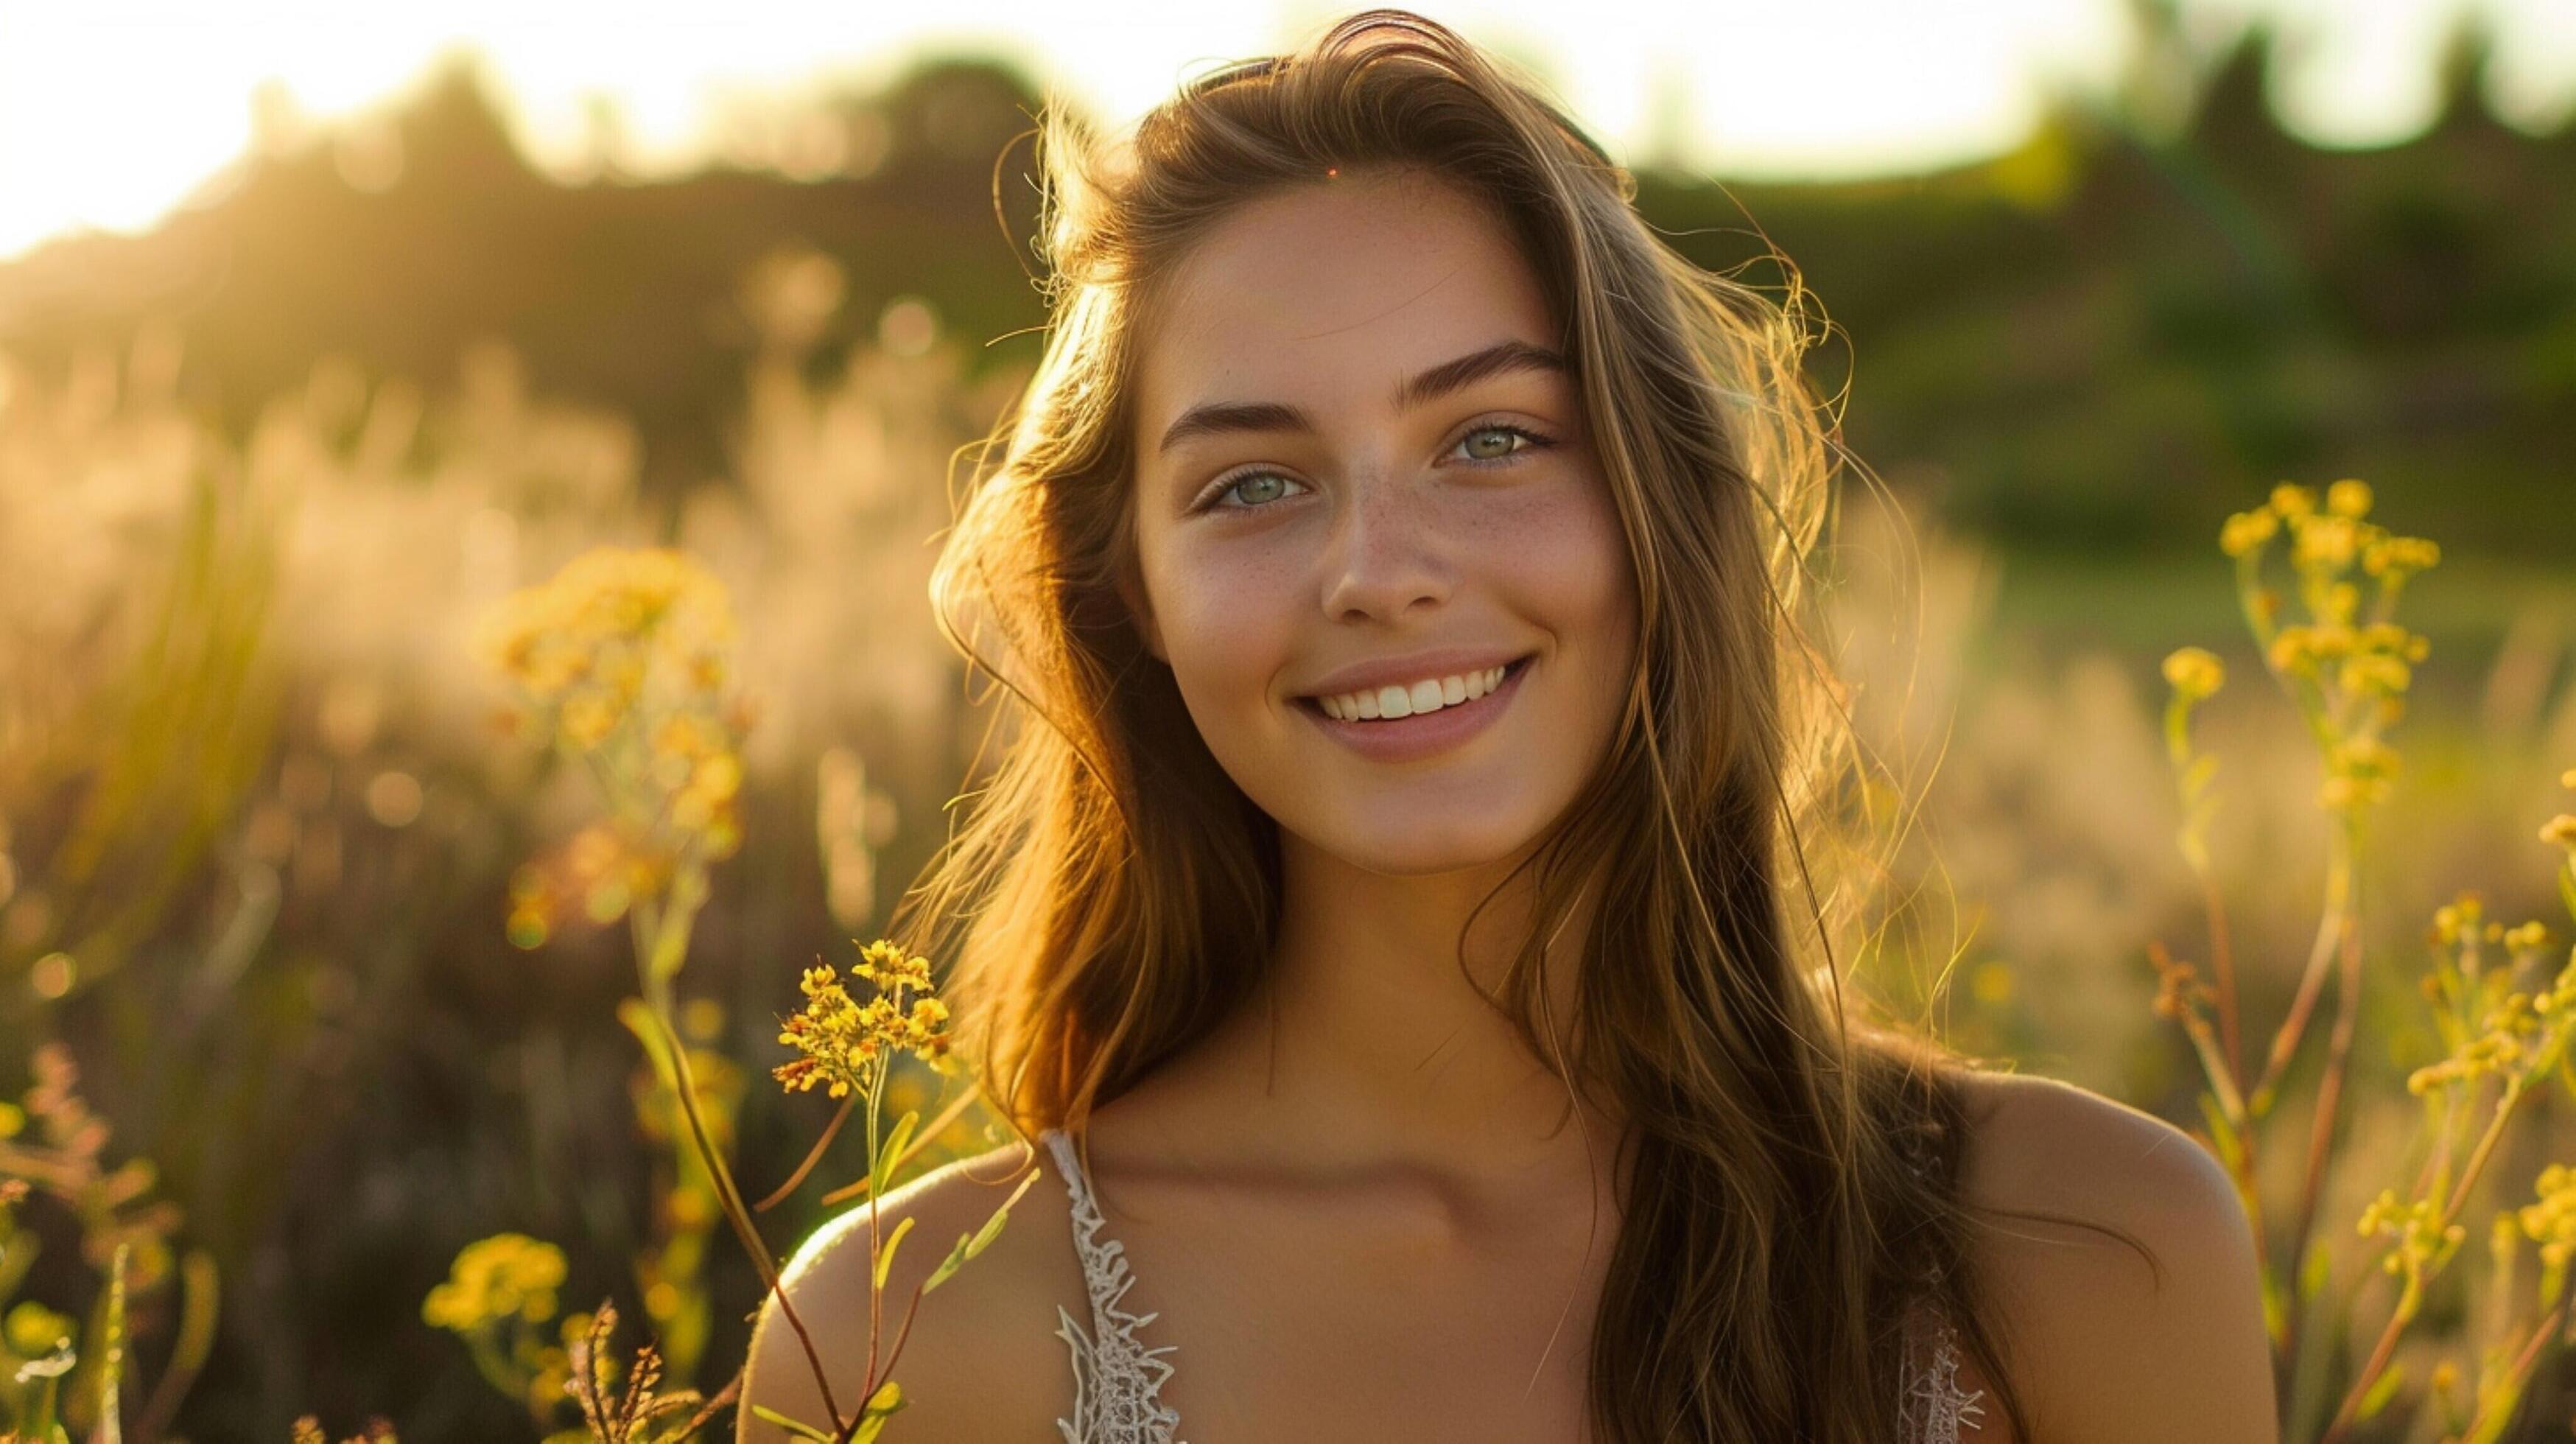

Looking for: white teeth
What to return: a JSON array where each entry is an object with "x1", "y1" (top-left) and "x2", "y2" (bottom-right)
[{"x1": 1314, "y1": 663, "x2": 1512, "y2": 722}]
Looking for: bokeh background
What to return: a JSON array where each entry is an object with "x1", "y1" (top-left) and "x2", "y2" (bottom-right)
[{"x1": 1, "y1": 0, "x2": 2572, "y2": 1437}]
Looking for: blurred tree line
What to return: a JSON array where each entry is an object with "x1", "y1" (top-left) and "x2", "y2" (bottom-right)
[{"x1": 0, "y1": 3, "x2": 2567, "y2": 561}]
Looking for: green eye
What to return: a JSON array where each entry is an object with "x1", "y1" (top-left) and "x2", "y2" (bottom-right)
[
  {"x1": 1455, "y1": 422, "x2": 1553, "y2": 466},
  {"x1": 1191, "y1": 421, "x2": 1555, "y2": 515},
  {"x1": 1195, "y1": 469, "x2": 1306, "y2": 514}
]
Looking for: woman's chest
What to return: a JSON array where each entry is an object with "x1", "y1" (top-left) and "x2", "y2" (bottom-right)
[
  {"x1": 1098, "y1": 1179, "x2": 1616, "y2": 1441},
  {"x1": 1050, "y1": 1195, "x2": 2016, "y2": 1444}
]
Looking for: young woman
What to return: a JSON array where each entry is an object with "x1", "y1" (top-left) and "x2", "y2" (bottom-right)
[{"x1": 740, "y1": 11, "x2": 2275, "y2": 1441}]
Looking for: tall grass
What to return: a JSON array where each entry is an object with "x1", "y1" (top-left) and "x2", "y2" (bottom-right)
[{"x1": 0, "y1": 247, "x2": 2572, "y2": 1437}]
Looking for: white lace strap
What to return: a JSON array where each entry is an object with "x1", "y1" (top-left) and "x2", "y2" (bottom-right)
[
  {"x1": 1042, "y1": 1129, "x2": 1186, "y2": 1444},
  {"x1": 1895, "y1": 1110, "x2": 1987, "y2": 1442},
  {"x1": 1899, "y1": 1300, "x2": 1990, "y2": 1442}
]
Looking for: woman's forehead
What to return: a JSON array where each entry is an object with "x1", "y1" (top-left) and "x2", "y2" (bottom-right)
[{"x1": 1137, "y1": 176, "x2": 1555, "y2": 431}]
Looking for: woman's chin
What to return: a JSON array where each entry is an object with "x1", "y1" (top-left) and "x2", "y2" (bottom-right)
[{"x1": 1295, "y1": 816, "x2": 1537, "y2": 879}]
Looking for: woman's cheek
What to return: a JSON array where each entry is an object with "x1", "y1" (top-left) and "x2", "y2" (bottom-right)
[
  {"x1": 1155, "y1": 537, "x2": 1308, "y2": 733},
  {"x1": 1463, "y1": 469, "x2": 1629, "y2": 633},
  {"x1": 1509, "y1": 472, "x2": 1638, "y2": 763}
]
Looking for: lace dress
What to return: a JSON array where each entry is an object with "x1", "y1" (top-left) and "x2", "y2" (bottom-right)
[{"x1": 1037, "y1": 1128, "x2": 1989, "y2": 1443}]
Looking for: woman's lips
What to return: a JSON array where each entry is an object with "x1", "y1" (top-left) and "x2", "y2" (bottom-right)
[{"x1": 1297, "y1": 654, "x2": 1532, "y2": 763}]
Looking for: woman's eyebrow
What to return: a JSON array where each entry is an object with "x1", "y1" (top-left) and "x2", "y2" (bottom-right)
[{"x1": 1154, "y1": 338, "x2": 1568, "y2": 458}]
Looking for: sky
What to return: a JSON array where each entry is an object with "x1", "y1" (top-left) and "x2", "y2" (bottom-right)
[{"x1": 0, "y1": 0, "x2": 2570, "y2": 264}]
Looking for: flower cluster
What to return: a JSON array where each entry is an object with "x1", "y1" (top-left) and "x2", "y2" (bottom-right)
[
  {"x1": 2431, "y1": 894, "x2": 2491, "y2": 949},
  {"x1": 2222, "y1": 479, "x2": 2441, "y2": 609},
  {"x1": 2516, "y1": 1163, "x2": 2576, "y2": 1272},
  {"x1": 2262, "y1": 623, "x2": 2428, "y2": 695},
  {"x1": 2320, "y1": 735, "x2": 2402, "y2": 813},
  {"x1": 2219, "y1": 478, "x2": 2430, "y2": 565},
  {"x1": 2161, "y1": 645, "x2": 2225, "y2": 704},
  {"x1": 773, "y1": 939, "x2": 958, "y2": 1101},
  {"x1": 473, "y1": 547, "x2": 737, "y2": 734},
  {"x1": 419, "y1": 1232, "x2": 601, "y2": 1426},
  {"x1": 2407, "y1": 894, "x2": 2576, "y2": 1096},
  {"x1": 2218, "y1": 506, "x2": 2280, "y2": 558},
  {"x1": 2544, "y1": 768, "x2": 2576, "y2": 858},
  {"x1": 474, "y1": 547, "x2": 753, "y2": 948},
  {"x1": 474, "y1": 547, "x2": 747, "y2": 843},
  {"x1": 2149, "y1": 947, "x2": 2214, "y2": 1023},
  {"x1": 2358, "y1": 1188, "x2": 2466, "y2": 1279},
  {"x1": 421, "y1": 1233, "x2": 566, "y2": 1333},
  {"x1": 0, "y1": 1042, "x2": 180, "y2": 1289},
  {"x1": 2211, "y1": 479, "x2": 2439, "y2": 820},
  {"x1": 505, "y1": 821, "x2": 674, "y2": 949},
  {"x1": 2426, "y1": 894, "x2": 2553, "y2": 958}
]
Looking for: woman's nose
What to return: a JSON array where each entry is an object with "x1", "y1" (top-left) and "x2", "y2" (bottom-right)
[{"x1": 1318, "y1": 474, "x2": 1454, "y2": 623}]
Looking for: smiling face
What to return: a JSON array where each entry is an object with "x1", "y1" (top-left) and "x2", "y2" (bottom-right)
[{"x1": 1126, "y1": 165, "x2": 1639, "y2": 877}]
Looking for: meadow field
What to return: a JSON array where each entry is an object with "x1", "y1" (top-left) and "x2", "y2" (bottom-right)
[{"x1": 2, "y1": 24, "x2": 2574, "y2": 1443}]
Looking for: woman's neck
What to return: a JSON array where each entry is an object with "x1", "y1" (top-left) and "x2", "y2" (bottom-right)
[{"x1": 1109, "y1": 833, "x2": 1620, "y2": 1190}]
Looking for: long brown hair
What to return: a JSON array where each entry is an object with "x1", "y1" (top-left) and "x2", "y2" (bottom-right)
[{"x1": 891, "y1": 10, "x2": 2127, "y2": 1438}]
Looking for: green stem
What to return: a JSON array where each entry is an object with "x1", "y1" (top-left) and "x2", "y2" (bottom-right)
[
  {"x1": 2252, "y1": 825, "x2": 2355, "y2": 1118},
  {"x1": 2320, "y1": 1267, "x2": 2422, "y2": 1443},
  {"x1": 631, "y1": 894, "x2": 846, "y2": 1434},
  {"x1": 2457, "y1": 1268, "x2": 2575, "y2": 1444},
  {"x1": 864, "y1": 1059, "x2": 887, "y2": 1401}
]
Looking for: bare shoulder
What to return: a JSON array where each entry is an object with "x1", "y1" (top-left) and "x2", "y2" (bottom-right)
[
  {"x1": 736, "y1": 1137, "x2": 1085, "y2": 1442},
  {"x1": 1951, "y1": 1069, "x2": 2277, "y2": 1444}
]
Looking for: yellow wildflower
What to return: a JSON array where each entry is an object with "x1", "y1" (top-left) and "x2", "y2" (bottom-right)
[
  {"x1": 2521, "y1": 1164, "x2": 2576, "y2": 1269},
  {"x1": 2358, "y1": 623, "x2": 2429, "y2": 662},
  {"x1": 422, "y1": 1233, "x2": 566, "y2": 1333},
  {"x1": 2362, "y1": 535, "x2": 2440, "y2": 578},
  {"x1": 2309, "y1": 624, "x2": 2356, "y2": 660},
  {"x1": 852, "y1": 939, "x2": 933, "y2": 991},
  {"x1": 2270, "y1": 482, "x2": 2317, "y2": 519},
  {"x1": 2435, "y1": 895, "x2": 2485, "y2": 947},
  {"x1": 560, "y1": 692, "x2": 623, "y2": 749},
  {"x1": 473, "y1": 546, "x2": 751, "y2": 899},
  {"x1": 471, "y1": 547, "x2": 734, "y2": 707},
  {"x1": 2219, "y1": 508, "x2": 2278, "y2": 558},
  {"x1": 2323, "y1": 736, "x2": 2399, "y2": 810},
  {"x1": 2541, "y1": 960, "x2": 2576, "y2": 1022},
  {"x1": 2325, "y1": 478, "x2": 2373, "y2": 518},
  {"x1": 2408, "y1": 943, "x2": 2569, "y2": 1094},
  {"x1": 651, "y1": 713, "x2": 720, "y2": 761},
  {"x1": 773, "y1": 941, "x2": 957, "y2": 1099},
  {"x1": 2269, "y1": 626, "x2": 2317, "y2": 676},
  {"x1": 2358, "y1": 1188, "x2": 2463, "y2": 1275},
  {"x1": 2540, "y1": 814, "x2": 2576, "y2": 854},
  {"x1": 2338, "y1": 653, "x2": 2412, "y2": 696},
  {"x1": 2162, "y1": 646, "x2": 2225, "y2": 702},
  {"x1": 2293, "y1": 514, "x2": 2362, "y2": 571}
]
